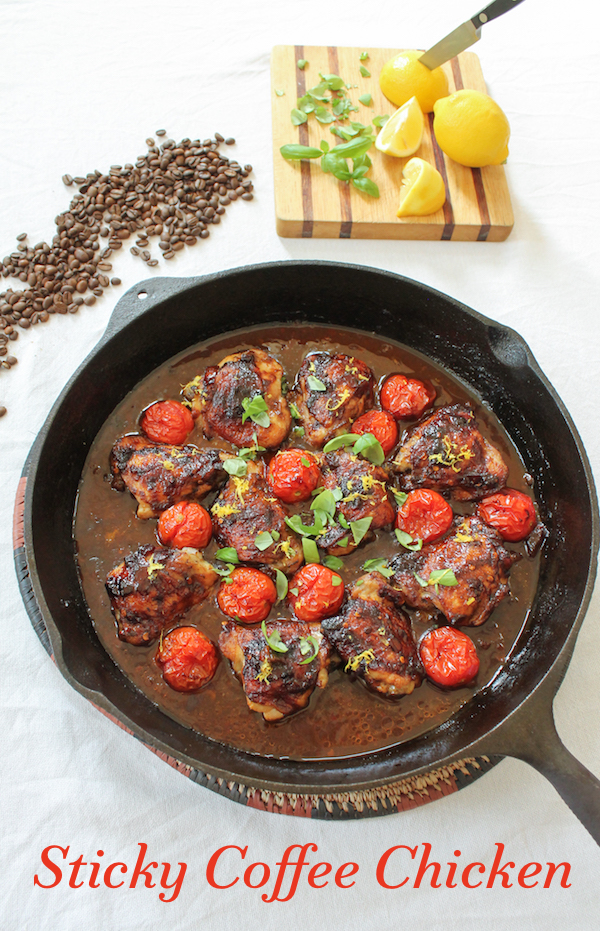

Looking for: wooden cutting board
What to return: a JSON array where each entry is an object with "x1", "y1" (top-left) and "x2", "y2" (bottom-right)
[{"x1": 271, "y1": 45, "x2": 513, "y2": 241}]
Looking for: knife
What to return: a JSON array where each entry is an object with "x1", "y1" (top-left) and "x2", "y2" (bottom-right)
[{"x1": 419, "y1": 0, "x2": 527, "y2": 71}]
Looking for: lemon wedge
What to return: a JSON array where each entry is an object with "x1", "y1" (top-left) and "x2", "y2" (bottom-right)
[
  {"x1": 397, "y1": 157, "x2": 446, "y2": 217},
  {"x1": 375, "y1": 96, "x2": 424, "y2": 157}
]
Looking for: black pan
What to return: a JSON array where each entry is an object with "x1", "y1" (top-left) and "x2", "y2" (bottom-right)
[{"x1": 15, "y1": 260, "x2": 600, "y2": 841}]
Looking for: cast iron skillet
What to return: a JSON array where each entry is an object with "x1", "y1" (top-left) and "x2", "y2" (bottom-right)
[{"x1": 16, "y1": 261, "x2": 600, "y2": 841}]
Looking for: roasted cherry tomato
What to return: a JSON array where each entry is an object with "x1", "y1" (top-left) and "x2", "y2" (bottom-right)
[
  {"x1": 156, "y1": 626, "x2": 218, "y2": 691},
  {"x1": 140, "y1": 400, "x2": 194, "y2": 445},
  {"x1": 380, "y1": 374, "x2": 436, "y2": 420},
  {"x1": 395, "y1": 488, "x2": 453, "y2": 544},
  {"x1": 419, "y1": 627, "x2": 480, "y2": 688},
  {"x1": 351, "y1": 409, "x2": 399, "y2": 456},
  {"x1": 288, "y1": 563, "x2": 344, "y2": 622},
  {"x1": 157, "y1": 501, "x2": 212, "y2": 549},
  {"x1": 266, "y1": 448, "x2": 322, "y2": 503},
  {"x1": 217, "y1": 567, "x2": 277, "y2": 624},
  {"x1": 477, "y1": 488, "x2": 537, "y2": 542}
]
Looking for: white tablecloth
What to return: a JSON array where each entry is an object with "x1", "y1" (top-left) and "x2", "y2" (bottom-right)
[{"x1": 1, "y1": 1, "x2": 599, "y2": 928}]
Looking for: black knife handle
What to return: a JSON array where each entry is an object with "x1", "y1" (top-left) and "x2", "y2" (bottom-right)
[{"x1": 470, "y1": 0, "x2": 526, "y2": 29}]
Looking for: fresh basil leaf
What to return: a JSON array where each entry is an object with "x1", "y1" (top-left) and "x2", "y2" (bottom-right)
[
  {"x1": 241, "y1": 395, "x2": 270, "y2": 428},
  {"x1": 391, "y1": 488, "x2": 408, "y2": 506},
  {"x1": 337, "y1": 536, "x2": 349, "y2": 548},
  {"x1": 274, "y1": 568, "x2": 288, "y2": 603},
  {"x1": 301, "y1": 456, "x2": 311, "y2": 467},
  {"x1": 289, "y1": 401, "x2": 301, "y2": 419},
  {"x1": 275, "y1": 89, "x2": 285, "y2": 97},
  {"x1": 223, "y1": 457, "x2": 247, "y2": 477},
  {"x1": 323, "y1": 433, "x2": 360, "y2": 453},
  {"x1": 320, "y1": 140, "x2": 330, "y2": 154},
  {"x1": 280, "y1": 144, "x2": 323, "y2": 160},
  {"x1": 315, "y1": 106, "x2": 336, "y2": 124},
  {"x1": 307, "y1": 82, "x2": 330, "y2": 101},
  {"x1": 352, "y1": 165, "x2": 370, "y2": 179},
  {"x1": 261, "y1": 620, "x2": 288, "y2": 653},
  {"x1": 338, "y1": 513, "x2": 349, "y2": 530},
  {"x1": 372, "y1": 114, "x2": 390, "y2": 129},
  {"x1": 360, "y1": 52, "x2": 369, "y2": 61},
  {"x1": 299, "y1": 635, "x2": 320, "y2": 664},
  {"x1": 395, "y1": 528, "x2": 423, "y2": 552},
  {"x1": 353, "y1": 432, "x2": 385, "y2": 465},
  {"x1": 428, "y1": 568, "x2": 459, "y2": 587},
  {"x1": 359, "y1": 65, "x2": 371, "y2": 77},
  {"x1": 330, "y1": 574, "x2": 342, "y2": 587},
  {"x1": 297, "y1": 59, "x2": 308, "y2": 70},
  {"x1": 352, "y1": 176, "x2": 380, "y2": 198},
  {"x1": 291, "y1": 108, "x2": 308, "y2": 125},
  {"x1": 350, "y1": 516, "x2": 373, "y2": 545},
  {"x1": 289, "y1": 587, "x2": 299, "y2": 596},
  {"x1": 255, "y1": 531, "x2": 274, "y2": 551},
  {"x1": 307, "y1": 374, "x2": 327, "y2": 391},
  {"x1": 320, "y1": 72, "x2": 345, "y2": 90},
  {"x1": 293, "y1": 426, "x2": 305, "y2": 437},
  {"x1": 213, "y1": 562, "x2": 235, "y2": 578},
  {"x1": 297, "y1": 95, "x2": 316, "y2": 114},
  {"x1": 302, "y1": 537, "x2": 320, "y2": 564},
  {"x1": 363, "y1": 557, "x2": 394, "y2": 578},
  {"x1": 321, "y1": 152, "x2": 350, "y2": 179},
  {"x1": 322, "y1": 555, "x2": 344, "y2": 570},
  {"x1": 214, "y1": 547, "x2": 239, "y2": 564},
  {"x1": 310, "y1": 489, "x2": 337, "y2": 517},
  {"x1": 285, "y1": 513, "x2": 325, "y2": 537},
  {"x1": 330, "y1": 126, "x2": 354, "y2": 141},
  {"x1": 359, "y1": 93, "x2": 373, "y2": 106},
  {"x1": 414, "y1": 572, "x2": 429, "y2": 588},
  {"x1": 329, "y1": 135, "x2": 373, "y2": 159},
  {"x1": 271, "y1": 529, "x2": 280, "y2": 541}
]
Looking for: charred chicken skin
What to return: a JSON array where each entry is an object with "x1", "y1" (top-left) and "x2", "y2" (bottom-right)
[
  {"x1": 389, "y1": 515, "x2": 520, "y2": 627},
  {"x1": 109, "y1": 434, "x2": 157, "y2": 491},
  {"x1": 219, "y1": 619, "x2": 330, "y2": 721},
  {"x1": 322, "y1": 573, "x2": 422, "y2": 697},
  {"x1": 183, "y1": 348, "x2": 292, "y2": 449},
  {"x1": 317, "y1": 449, "x2": 396, "y2": 555},
  {"x1": 289, "y1": 351, "x2": 375, "y2": 448},
  {"x1": 393, "y1": 403, "x2": 508, "y2": 501},
  {"x1": 210, "y1": 459, "x2": 304, "y2": 574},
  {"x1": 105, "y1": 544, "x2": 218, "y2": 645},
  {"x1": 110, "y1": 440, "x2": 228, "y2": 520}
]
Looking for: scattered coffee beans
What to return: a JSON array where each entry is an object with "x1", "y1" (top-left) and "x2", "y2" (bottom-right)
[{"x1": 0, "y1": 132, "x2": 254, "y2": 414}]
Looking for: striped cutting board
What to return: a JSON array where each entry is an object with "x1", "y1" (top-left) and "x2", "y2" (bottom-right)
[{"x1": 271, "y1": 45, "x2": 513, "y2": 241}]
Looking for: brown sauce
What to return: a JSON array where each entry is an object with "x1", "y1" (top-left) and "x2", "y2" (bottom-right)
[{"x1": 73, "y1": 324, "x2": 539, "y2": 761}]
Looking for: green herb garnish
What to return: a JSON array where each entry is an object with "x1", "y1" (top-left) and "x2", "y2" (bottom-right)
[
  {"x1": 302, "y1": 537, "x2": 320, "y2": 564},
  {"x1": 214, "y1": 547, "x2": 239, "y2": 565},
  {"x1": 395, "y1": 529, "x2": 423, "y2": 552},
  {"x1": 359, "y1": 51, "x2": 369, "y2": 61},
  {"x1": 223, "y1": 457, "x2": 248, "y2": 477},
  {"x1": 363, "y1": 557, "x2": 394, "y2": 578},
  {"x1": 299, "y1": 635, "x2": 320, "y2": 664},
  {"x1": 297, "y1": 59, "x2": 308, "y2": 70},
  {"x1": 291, "y1": 108, "x2": 308, "y2": 125},
  {"x1": 255, "y1": 531, "x2": 274, "y2": 551},
  {"x1": 307, "y1": 374, "x2": 327, "y2": 391},
  {"x1": 274, "y1": 568, "x2": 288, "y2": 603},
  {"x1": 322, "y1": 555, "x2": 344, "y2": 571},
  {"x1": 414, "y1": 568, "x2": 459, "y2": 592},
  {"x1": 280, "y1": 144, "x2": 323, "y2": 160},
  {"x1": 350, "y1": 516, "x2": 373, "y2": 545},
  {"x1": 352, "y1": 432, "x2": 385, "y2": 465},
  {"x1": 323, "y1": 433, "x2": 360, "y2": 453},
  {"x1": 275, "y1": 89, "x2": 285, "y2": 97},
  {"x1": 261, "y1": 620, "x2": 288, "y2": 654},
  {"x1": 359, "y1": 93, "x2": 373, "y2": 106},
  {"x1": 241, "y1": 395, "x2": 270, "y2": 428},
  {"x1": 391, "y1": 488, "x2": 408, "y2": 506},
  {"x1": 359, "y1": 65, "x2": 371, "y2": 77}
]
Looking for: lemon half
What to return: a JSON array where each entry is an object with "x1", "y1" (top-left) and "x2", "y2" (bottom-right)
[
  {"x1": 432, "y1": 89, "x2": 510, "y2": 167},
  {"x1": 379, "y1": 50, "x2": 448, "y2": 113},
  {"x1": 397, "y1": 157, "x2": 446, "y2": 217},
  {"x1": 375, "y1": 96, "x2": 424, "y2": 157}
]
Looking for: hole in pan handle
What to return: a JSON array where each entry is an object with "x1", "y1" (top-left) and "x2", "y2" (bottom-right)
[{"x1": 100, "y1": 275, "x2": 204, "y2": 343}]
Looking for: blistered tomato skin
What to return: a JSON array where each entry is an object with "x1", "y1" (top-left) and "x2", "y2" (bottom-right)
[
  {"x1": 380, "y1": 374, "x2": 436, "y2": 420},
  {"x1": 140, "y1": 400, "x2": 195, "y2": 445},
  {"x1": 419, "y1": 627, "x2": 480, "y2": 688},
  {"x1": 156, "y1": 626, "x2": 219, "y2": 691},
  {"x1": 157, "y1": 501, "x2": 212, "y2": 549},
  {"x1": 217, "y1": 567, "x2": 278, "y2": 624},
  {"x1": 395, "y1": 488, "x2": 453, "y2": 544},
  {"x1": 352, "y1": 409, "x2": 399, "y2": 456},
  {"x1": 289, "y1": 563, "x2": 345, "y2": 622},
  {"x1": 266, "y1": 448, "x2": 322, "y2": 503},
  {"x1": 477, "y1": 488, "x2": 537, "y2": 542}
]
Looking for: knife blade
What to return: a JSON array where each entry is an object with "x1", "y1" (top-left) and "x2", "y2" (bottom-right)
[{"x1": 419, "y1": 0, "x2": 527, "y2": 71}]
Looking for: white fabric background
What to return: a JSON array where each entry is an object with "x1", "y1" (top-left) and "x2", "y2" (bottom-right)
[{"x1": 1, "y1": 0, "x2": 599, "y2": 927}]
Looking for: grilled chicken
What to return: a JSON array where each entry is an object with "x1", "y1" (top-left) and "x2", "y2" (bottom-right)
[
  {"x1": 105, "y1": 545, "x2": 218, "y2": 645},
  {"x1": 316, "y1": 449, "x2": 395, "y2": 555},
  {"x1": 289, "y1": 351, "x2": 375, "y2": 448},
  {"x1": 393, "y1": 403, "x2": 508, "y2": 501},
  {"x1": 210, "y1": 459, "x2": 304, "y2": 574},
  {"x1": 109, "y1": 433, "x2": 157, "y2": 491},
  {"x1": 219, "y1": 619, "x2": 330, "y2": 721},
  {"x1": 110, "y1": 439, "x2": 228, "y2": 519},
  {"x1": 322, "y1": 573, "x2": 422, "y2": 697},
  {"x1": 389, "y1": 515, "x2": 520, "y2": 627},
  {"x1": 182, "y1": 348, "x2": 292, "y2": 449}
]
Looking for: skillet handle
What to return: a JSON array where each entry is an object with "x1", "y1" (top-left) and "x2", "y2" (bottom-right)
[{"x1": 492, "y1": 705, "x2": 600, "y2": 846}]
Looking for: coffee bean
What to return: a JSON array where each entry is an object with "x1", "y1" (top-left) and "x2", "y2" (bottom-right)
[
  {"x1": 111, "y1": 278, "x2": 121, "y2": 286},
  {"x1": 17, "y1": 233, "x2": 27, "y2": 241},
  {"x1": 130, "y1": 247, "x2": 140, "y2": 256},
  {"x1": 0, "y1": 406, "x2": 7, "y2": 417},
  {"x1": 84, "y1": 295, "x2": 96, "y2": 306},
  {"x1": 156, "y1": 129, "x2": 166, "y2": 136},
  {"x1": 62, "y1": 174, "x2": 74, "y2": 186}
]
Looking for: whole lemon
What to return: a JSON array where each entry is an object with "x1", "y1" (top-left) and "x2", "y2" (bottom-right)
[
  {"x1": 379, "y1": 50, "x2": 449, "y2": 113},
  {"x1": 433, "y1": 89, "x2": 510, "y2": 167}
]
